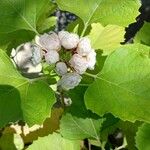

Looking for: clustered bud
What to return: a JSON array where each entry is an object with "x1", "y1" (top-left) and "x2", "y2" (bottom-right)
[
  {"x1": 11, "y1": 31, "x2": 96, "y2": 91},
  {"x1": 11, "y1": 43, "x2": 42, "y2": 74}
]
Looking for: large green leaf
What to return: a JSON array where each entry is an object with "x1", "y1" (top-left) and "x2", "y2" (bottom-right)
[
  {"x1": 88, "y1": 23, "x2": 125, "y2": 55},
  {"x1": 0, "y1": 0, "x2": 54, "y2": 34},
  {"x1": 0, "y1": 0, "x2": 56, "y2": 50},
  {"x1": 0, "y1": 50, "x2": 56, "y2": 127},
  {"x1": 135, "y1": 22, "x2": 150, "y2": 46},
  {"x1": 56, "y1": 0, "x2": 140, "y2": 27},
  {"x1": 135, "y1": 123, "x2": 150, "y2": 150},
  {"x1": 27, "y1": 133, "x2": 80, "y2": 150},
  {"x1": 85, "y1": 44, "x2": 150, "y2": 123}
]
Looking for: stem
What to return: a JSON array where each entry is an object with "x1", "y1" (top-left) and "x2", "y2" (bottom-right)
[
  {"x1": 81, "y1": 23, "x2": 88, "y2": 37},
  {"x1": 101, "y1": 141, "x2": 106, "y2": 150},
  {"x1": 84, "y1": 72, "x2": 97, "y2": 79},
  {"x1": 29, "y1": 74, "x2": 56, "y2": 82},
  {"x1": 88, "y1": 139, "x2": 91, "y2": 150},
  {"x1": 79, "y1": 83, "x2": 89, "y2": 86}
]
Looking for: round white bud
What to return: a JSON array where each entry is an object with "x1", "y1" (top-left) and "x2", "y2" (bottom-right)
[
  {"x1": 45, "y1": 50, "x2": 59, "y2": 64},
  {"x1": 87, "y1": 49, "x2": 96, "y2": 70},
  {"x1": 12, "y1": 43, "x2": 42, "y2": 74},
  {"x1": 57, "y1": 73, "x2": 82, "y2": 91},
  {"x1": 77, "y1": 37, "x2": 92, "y2": 56},
  {"x1": 58, "y1": 31, "x2": 79, "y2": 49},
  {"x1": 35, "y1": 32, "x2": 61, "y2": 51},
  {"x1": 25, "y1": 63, "x2": 42, "y2": 73},
  {"x1": 69, "y1": 54, "x2": 88, "y2": 74},
  {"x1": 64, "y1": 97, "x2": 72, "y2": 106},
  {"x1": 13, "y1": 43, "x2": 33, "y2": 68},
  {"x1": 55, "y1": 62, "x2": 68, "y2": 76},
  {"x1": 31, "y1": 44, "x2": 42, "y2": 66},
  {"x1": 58, "y1": 31, "x2": 69, "y2": 40}
]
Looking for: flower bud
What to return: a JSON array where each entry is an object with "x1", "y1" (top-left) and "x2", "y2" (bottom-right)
[
  {"x1": 55, "y1": 62, "x2": 68, "y2": 76},
  {"x1": 45, "y1": 50, "x2": 59, "y2": 64},
  {"x1": 25, "y1": 63, "x2": 42, "y2": 73},
  {"x1": 69, "y1": 54, "x2": 88, "y2": 74},
  {"x1": 57, "y1": 73, "x2": 82, "y2": 91},
  {"x1": 64, "y1": 97, "x2": 72, "y2": 106},
  {"x1": 35, "y1": 32, "x2": 61, "y2": 51},
  {"x1": 58, "y1": 31, "x2": 79, "y2": 49},
  {"x1": 87, "y1": 49, "x2": 96, "y2": 70},
  {"x1": 31, "y1": 44, "x2": 42, "y2": 66},
  {"x1": 12, "y1": 43, "x2": 43, "y2": 74},
  {"x1": 13, "y1": 43, "x2": 32, "y2": 68},
  {"x1": 77, "y1": 37, "x2": 92, "y2": 56},
  {"x1": 58, "y1": 31, "x2": 69, "y2": 40}
]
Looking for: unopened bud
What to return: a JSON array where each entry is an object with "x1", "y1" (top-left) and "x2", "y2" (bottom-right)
[
  {"x1": 87, "y1": 49, "x2": 96, "y2": 70},
  {"x1": 31, "y1": 44, "x2": 42, "y2": 66},
  {"x1": 45, "y1": 50, "x2": 59, "y2": 64},
  {"x1": 69, "y1": 54, "x2": 88, "y2": 74},
  {"x1": 77, "y1": 37, "x2": 92, "y2": 56},
  {"x1": 64, "y1": 97, "x2": 72, "y2": 106},
  {"x1": 55, "y1": 62, "x2": 68, "y2": 76},
  {"x1": 57, "y1": 73, "x2": 82, "y2": 91},
  {"x1": 12, "y1": 43, "x2": 42, "y2": 74},
  {"x1": 58, "y1": 31, "x2": 79, "y2": 49},
  {"x1": 35, "y1": 32, "x2": 61, "y2": 51}
]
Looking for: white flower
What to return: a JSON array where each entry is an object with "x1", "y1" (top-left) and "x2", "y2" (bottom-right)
[
  {"x1": 25, "y1": 63, "x2": 42, "y2": 73},
  {"x1": 13, "y1": 43, "x2": 32, "y2": 68},
  {"x1": 31, "y1": 44, "x2": 42, "y2": 66},
  {"x1": 76, "y1": 37, "x2": 92, "y2": 56},
  {"x1": 58, "y1": 31, "x2": 79, "y2": 49},
  {"x1": 69, "y1": 54, "x2": 88, "y2": 74},
  {"x1": 45, "y1": 50, "x2": 59, "y2": 64},
  {"x1": 35, "y1": 32, "x2": 61, "y2": 51},
  {"x1": 55, "y1": 62, "x2": 68, "y2": 76},
  {"x1": 57, "y1": 73, "x2": 82, "y2": 91},
  {"x1": 58, "y1": 31, "x2": 69, "y2": 40},
  {"x1": 64, "y1": 97, "x2": 72, "y2": 106},
  {"x1": 86, "y1": 49, "x2": 96, "y2": 70},
  {"x1": 12, "y1": 43, "x2": 43, "y2": 74}
]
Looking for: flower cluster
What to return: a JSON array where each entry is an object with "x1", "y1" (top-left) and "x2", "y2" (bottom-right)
[
  {"x1": 11, "y1": 31, "x2": 96, "y2": 90},
  {"x1": 35, "y1": 31, "x2": 96, "y2": 90}
]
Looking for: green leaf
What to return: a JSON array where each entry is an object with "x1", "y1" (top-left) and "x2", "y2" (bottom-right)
[
  {"x1": 0, "y1": 50, "x2": 56, "y2": 127},
  {"x1": 135, "y1": 123, "x2": 150, "y2": 150},
  {"x1": 100, "y1": 115, "x2": 140, "y2": 150},
  {"x1": 88, "y1": 23, "x2": 125, "y2": 55},
  {"x1": 60, "y1": 113, "x2": 104, "y2": 141},
  {"x1": 119, "y1": 121, "x2": 141, "y2": 150},
  {"x1": 56, "y1": 0, "x2": 140, "y2": 27},
  {"x1": 0, "y1": 30, "x2": 35, "y2": 53},
  {"x1": 0, "y1": 0, "x2": 54, "y2": 34},
  {"x1": 85, "y1": 44, "x2": 150, "y2": 123},
  {"x1": 60, "y1": 87, "x2": 104, "y2": 145},
  {"x1": 135, "y1": 22, "x2": 150, "y2": 46},
  {"x1": 37, "y1": 16, "x2": 57, "y2": 33},
  {"x1": 67, "y1": 19, "x2": 84, "y2": 34},
  {"x1": 0, "y1": 0, "x2": 56, "y2": 50},
  {"x1": 0, "y1": 133, "x2": 24, "y2": 150},
  {"x1": 27, "y1": 133, "x2": 80, "y2": 150}
]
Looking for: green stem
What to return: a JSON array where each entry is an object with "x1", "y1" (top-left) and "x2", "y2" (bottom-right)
[
  {"x1": 101, "y1": 141, "x2": 106, "y2": 150},
  {"x1": 29, "y1": 74, "x2": 57, "y2": 82},
  {"x1": 80, "y1": 23, "x2": 88, "y2": 37},
  {"x1": 84, "y1": 72, "x2": 97, "y2": 79}
]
